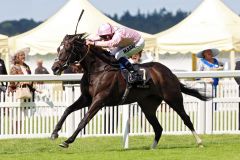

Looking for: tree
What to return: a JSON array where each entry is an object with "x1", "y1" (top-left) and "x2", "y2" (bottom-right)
[
  {"x1": 0, "y1": 8, "x2": 189, "y2": 36},
  {"x1": 0, "y1": 19, "x2": 41, "y2": 36},
  {"x1": 108, "y1": 8, "x2": 189, "y2": 34}
]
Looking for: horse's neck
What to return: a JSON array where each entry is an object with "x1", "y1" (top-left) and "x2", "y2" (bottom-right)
[
  {"x1": 81, "y1": 52, "x2": 110, "y2": 73},
  {"x1": 82, "y1": 47, "x2": 119, "y2": 73}
]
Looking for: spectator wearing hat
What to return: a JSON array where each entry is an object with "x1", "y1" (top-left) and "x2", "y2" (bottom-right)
[
  {"x1": 196, "y1": 48, "x2": 223, "y2": 87},
  {"x1": 8, "y1": 48, "x2": 36, "y2": 133},
  {"x1": 8, "y1": 47, "x2": 36, "y2": 94}
]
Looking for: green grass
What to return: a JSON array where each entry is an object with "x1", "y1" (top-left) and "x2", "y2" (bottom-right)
[{"x1": 0, "y1": 135, "x2": 240, "y2": 160}]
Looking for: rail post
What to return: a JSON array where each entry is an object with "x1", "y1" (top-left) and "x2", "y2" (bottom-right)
[
  {"x1": 205, "y1": 83, "x2": 213, "y2": 134},
  {"x1": 198, "y1": 101, "x2": 206, "y2": 134},
  {"x1": 122, "y1": 105, "x2": 130, "y2": 149},
  {"x1": 65, "y1": 84, "x2": 75, "y2": 137},
  {"x1": 197, "y1": 82, "x2": 207, "y2": 134}
]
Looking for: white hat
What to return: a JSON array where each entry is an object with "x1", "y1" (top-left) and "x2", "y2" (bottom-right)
[
  {"x1": 196, "y1": 48, "x2": 220, "y2": 58},
  {"x1": 15, "y1": 47, "x2": 30, "y2": 56}
]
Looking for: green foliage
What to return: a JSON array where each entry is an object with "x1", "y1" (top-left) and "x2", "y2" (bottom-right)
[
  {"x1": 107, "y1": 8, "x2": 189, "y2": 34},
  {"x1": 0, "y1": 135, "x2": 239, "y2": 160},
  {"x1": 0, "y1": 8, "x2": 188, "y2": 36},
  {"x1": 0, "y1": 19, "x2": 42, "y2": 36}
]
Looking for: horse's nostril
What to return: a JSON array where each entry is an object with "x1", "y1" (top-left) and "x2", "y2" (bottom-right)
[
  {"x1": 52, "y1": 65, "x2": 58, "y2": 71},
  {"x1": 51, "y1": 65, "x2": 62, "y2": 75},
  {"x1": 52, "y1": 67, "x2": 56, "y2": 72}
]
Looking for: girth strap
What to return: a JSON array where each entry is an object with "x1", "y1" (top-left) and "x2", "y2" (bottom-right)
[{"x1": 119, "y1": 84, "x2": 132, "y2": 105}]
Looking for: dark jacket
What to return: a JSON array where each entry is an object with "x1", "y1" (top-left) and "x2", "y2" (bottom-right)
[
  {"x1": 0, "y1": 58, "x2": 8, "y2": 92},
  {"x1": 35, "y1": 66, "x2": 49, "y2": 74},
  {"x1": 234, "y1": 61, "x2": 240, "y2": 85},
  {"x1": 0, "y1": 59, "x2": 7, "y2": 75}
]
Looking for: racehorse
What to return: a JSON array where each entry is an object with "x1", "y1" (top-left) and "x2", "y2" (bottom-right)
[{"x1": 51, "y1": 33, "x2": 209, "y2": 149}]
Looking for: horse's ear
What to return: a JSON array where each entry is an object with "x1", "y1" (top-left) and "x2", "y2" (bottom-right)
[
  {"x1": 63, "y1": 34, "x2": 68, "y2": 40},
  {"x1": 81, "y1": 33, "x2": 89, "y2": 39}
]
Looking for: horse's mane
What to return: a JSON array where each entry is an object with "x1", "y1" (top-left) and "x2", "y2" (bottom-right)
[
  {"x1": 90, "y1": 46, "x2": 120, "y2": 68},
  {"x1": 65, "y1": 34, "x2": 156, "y2": 69},
  {"x1": 78, "y1": 34, "x2": 120, "y2": 68}
]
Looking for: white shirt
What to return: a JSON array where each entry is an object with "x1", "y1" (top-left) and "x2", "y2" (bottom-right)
[{"x1": 20, "y1": 65, "x2": 28, "y2": 75}]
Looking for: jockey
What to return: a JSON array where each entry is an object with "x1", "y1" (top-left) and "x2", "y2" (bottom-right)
[{"x1": 86, "y1": 23, "x2": 144, "y2": 83}]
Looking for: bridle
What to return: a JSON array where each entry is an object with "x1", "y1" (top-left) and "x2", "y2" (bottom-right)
[
  {"x1": 56, "y1": 37, "x2": 90, "y2": 69},
  {"x1": 75, "y1": 44, "x2": 90, "y2": 64}
]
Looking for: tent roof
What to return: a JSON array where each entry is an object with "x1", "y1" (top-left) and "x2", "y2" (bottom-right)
[
  {"x1": 9, "y1": 0, "x2": 153, "y2": 55},
  {"x1": 155, "y1": 0, "x2": 240, "y2": 54},
  {"x1": 0, "y1": 34, "x2": 8, "y2": 49},
  {"x1": 0, "y1": 34, "x2": 8, "y2": 39}
]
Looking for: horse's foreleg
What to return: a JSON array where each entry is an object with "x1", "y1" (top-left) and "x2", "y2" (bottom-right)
[
  {"x1": 51, "y1": 95, "x2": 90, "y2": 140},
  {"x1": 59, "y1": 99, "x2": 103, "y2": 148}
]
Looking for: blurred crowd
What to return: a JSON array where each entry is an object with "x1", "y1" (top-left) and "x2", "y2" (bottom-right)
[
  {"x1": 0, "y1": 47, "x2": 85, "y2": 96},
  {"x1": 0, "y1": 47, "x2": 239, "y2": 97}
]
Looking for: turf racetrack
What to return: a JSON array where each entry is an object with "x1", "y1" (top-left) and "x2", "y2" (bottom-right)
[{"x1": 0, "y1": 135, "x2": 239, "y2": 160}]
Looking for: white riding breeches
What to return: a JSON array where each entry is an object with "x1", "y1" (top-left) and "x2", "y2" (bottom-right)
[{"x1": 110, "y1": 37, "x2": 145, "y2": 60}]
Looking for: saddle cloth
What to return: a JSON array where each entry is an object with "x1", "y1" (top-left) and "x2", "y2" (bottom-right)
[{"x1": 121, "y1": 64, "x2": 151, "y2": 88}]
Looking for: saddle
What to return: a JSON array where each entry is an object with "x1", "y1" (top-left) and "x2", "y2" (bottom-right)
[{"x1": 121, "y1": 64, "x2": 151, "y2": 89}]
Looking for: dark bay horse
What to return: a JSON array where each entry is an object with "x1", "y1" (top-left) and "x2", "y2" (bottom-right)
[{"x1": 51, "y1": 33, "x2": 209, "y2": 148}]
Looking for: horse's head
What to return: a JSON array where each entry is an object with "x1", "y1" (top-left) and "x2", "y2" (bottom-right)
[{"x1": 52, "y1": 33, "x2": 88, "y2": 75}]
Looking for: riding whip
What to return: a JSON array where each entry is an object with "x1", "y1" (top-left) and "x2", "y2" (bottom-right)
[{"x1": 75, "y1": 9, "x2": 85, "y2": 34}]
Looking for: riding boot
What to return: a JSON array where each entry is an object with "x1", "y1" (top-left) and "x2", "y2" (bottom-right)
[{"x1": 118, "y1": 57, "x2": 143, "y2": 84}]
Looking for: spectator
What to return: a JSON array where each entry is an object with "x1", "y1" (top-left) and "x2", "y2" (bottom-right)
[
  {"x1": 8, "y1": 47, "x2": 38, "y2": 133},
  {"x1": 0, "y1": 56, "x2": 8, "y2": 133},
  {"x1": 0, "y1": 57, "x2": 8, "y2": 93},
  {"x1": 34, "y1": 59, "x2": 49, "y2": 74},
  {"x1": 234, "y1": 61, "x2": 240, "y2": 130},
  {"x1": 196, "y1": 48, "x2": 223, "y2": 87},
  {"x1": 234, "y1": 61, "x2": 240, "y2": 85},
  {"x1": 8, "y1": 47, "x2": 36, "y2": 96}
]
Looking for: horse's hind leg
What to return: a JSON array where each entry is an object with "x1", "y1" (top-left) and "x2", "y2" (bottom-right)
[
  {"x1": 177, "y1": 109, "x2": 203, "y2": 147},
  {"x1": 138, "y1": 97, "x2": 162, "y2": 149},
  {"x1": 165, "y1": 96, "x2": 203, "y2": 147},
  {"x1": 51, "y1": 95, "x2": 90, "y2": 140}
]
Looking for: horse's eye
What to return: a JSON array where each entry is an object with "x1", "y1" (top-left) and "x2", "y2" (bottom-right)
[{"x1": 59, "y1": 45, "x2": 64, "y2": 50}]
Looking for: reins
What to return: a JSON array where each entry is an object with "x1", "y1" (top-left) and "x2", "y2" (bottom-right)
[{"x1": 76, "y1": 44, "x2": 90, "y2": 64}]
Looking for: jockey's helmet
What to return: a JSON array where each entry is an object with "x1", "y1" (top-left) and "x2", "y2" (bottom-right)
[{"x1": 98, "y1": 23, "x2": 114, "y2": 36}]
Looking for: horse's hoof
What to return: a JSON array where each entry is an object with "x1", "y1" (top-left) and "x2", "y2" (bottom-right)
[
  {"x1": 198, "y1": 144, "x2": 204, "y2": 148},
  {"x1": 50, "y1": 133, "x2": 59, "y2": 140},
  {"x1": 59, "y1": 142, "x2": 69, "y2": 148},
  {"x1": 151, "y1": 140, "x2": 158, "y2": 149}
]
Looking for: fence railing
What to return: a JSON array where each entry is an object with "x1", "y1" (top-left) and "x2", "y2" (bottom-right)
[{"x1": 0, "y1": 72, "x2": 239, "y2": 148}]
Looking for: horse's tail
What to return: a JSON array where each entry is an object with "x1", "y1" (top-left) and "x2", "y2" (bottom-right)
[{"x1": 180, "y1": 83, "x2": 210, "y2": 101}]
